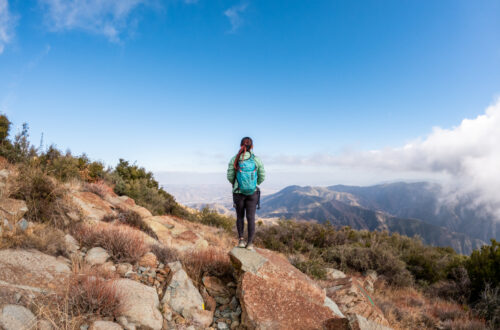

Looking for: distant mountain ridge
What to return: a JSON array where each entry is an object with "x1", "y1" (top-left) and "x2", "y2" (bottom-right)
[{"x1": 258, "y1": 182, "x2": 495, "y2": 254}]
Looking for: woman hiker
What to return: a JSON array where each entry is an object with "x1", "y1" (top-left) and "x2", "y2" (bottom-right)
[{"x1": 227, "y1": 137, "x2": 265, "y2": 250}]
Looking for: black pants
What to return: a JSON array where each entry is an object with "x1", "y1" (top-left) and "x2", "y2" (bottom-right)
[{"x1": 233, "y1": 191, "x2": 258, "y2": 244}]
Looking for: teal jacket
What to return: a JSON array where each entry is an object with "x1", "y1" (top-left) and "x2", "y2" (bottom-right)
[{"x1": 227, "y1": 151, "x2": 265, "y2": 193}]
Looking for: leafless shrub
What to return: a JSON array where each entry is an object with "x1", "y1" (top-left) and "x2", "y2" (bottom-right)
[
  {"x1": 73, "y1": 222, "x2": 149, "y2": 263},
  {"x1": 181, "y1": 248, "x2": 233, "y2": 286}
]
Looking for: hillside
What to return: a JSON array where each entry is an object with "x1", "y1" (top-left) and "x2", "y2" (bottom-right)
[
  {"x1": 258, "y1": 184, "x2": 490, "y2": 254},
  {"x1": 0, "y1": 117, "x2": 498, "y2": 329}
]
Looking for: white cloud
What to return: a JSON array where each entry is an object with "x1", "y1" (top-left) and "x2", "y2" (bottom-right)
[
  {"x1": 224, "y1": 3, "x2": 247, "y2": 33},
  {"x1": 0, "y1": 0, "x2": 16, "y2": 54},
  {"x1": 275, "y1": 99, "x2": 500, "y2": 218},
  {"x1": 38, "y1": 0, "x2": 151, "y2": 42}
]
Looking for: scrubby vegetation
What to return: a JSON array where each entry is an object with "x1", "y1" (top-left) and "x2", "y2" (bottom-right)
[
  {"x1": 103, "y1": 209, "x2": 158, "y2": 240},
  {"x1": 73, "y1": 222, "x2": 149, "y2": 263},
  {"x1": 0, "y1": 223, "x2": 67, "y2": 257}
]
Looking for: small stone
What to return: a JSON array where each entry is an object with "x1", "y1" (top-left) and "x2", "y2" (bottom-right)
[
  {"x1": 138, "y1": 252, "x2": 157, "y2": 268},
  {"x1": 16, "y1": 218, "x2": 29, "y2": 231},
  {"x1": 90, "y1": 320, "x2": 123, "y2": 330},
  {"x1": 217, "y1": 321, "x2": 229, "y2": 329},
  {"x1": 230, "y1": 321, "x2": 239, "y2": 330},
  {"x1": 80, "y1": 324, "x2": 89, "y2": 330},
  {"x1": 230, "y1": 312, "x2": 239, "y2": 322},
  {"x1": 139, "y1": 266, "x2": 147, "y2": 272},
  {"x1": 229, "y1": 296, "x2": 238, "y2": 311},
  {"x1": 64, "y1": 234, "x2": 80, "y2": 253},
  {"x1": 117, "y1": 263, "x2": 133, "y2": 276},
  {"x1": 85, "y1": 247, "x2": 110, "y2": 266},
  {"x1": 14, "y1": 293, "x2": 21, "y2": 303},
  {"x1": 38, "y1": 319, "x2": 53, "y2": 330}
]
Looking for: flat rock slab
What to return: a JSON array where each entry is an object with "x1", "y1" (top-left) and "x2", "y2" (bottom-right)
[
  {"x1": 326, "y1": 277, "x2": 391, "y2": 328},
  {"x1": 144, "y1": 216, "x2": 208, "y2": 251},
  {"x1": 90, "y1": 320, "x2": 124, "y2": 330},
  {"x1": 115, "y1": 279, "x2": 163, "y2": 330},
  {"x1": 72, "y1": 191, "x2": 115, "y2": 221},
  {"x1": 0, "y1": 249, "x2": 70, "y2": 292},
  {"x1": 0, "y1": 304, "x2": 37, "y2": 330},
  {"x1": 229, "y1": 247, "x2": 348, "y2": 330}
]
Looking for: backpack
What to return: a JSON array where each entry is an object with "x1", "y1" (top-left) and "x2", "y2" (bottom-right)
[{"x1": 236, "y1": 154, "x2": 258, "y2": 195}]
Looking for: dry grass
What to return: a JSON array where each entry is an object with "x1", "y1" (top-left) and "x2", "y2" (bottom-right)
[
  {"x1": 73, "y1": 222, "x2": 149, "y2": 263},
  {"x1": 372, "y1": 284, "x2": 486, "y2": 330},
  {"x1": 82, "y1": 181, "x2": 109, "y2": 198},
  {"x1": 103, "y1": 208, "x2": 158, "y2": 240},
  {"x1": 150, "y1": 244, "x2": 179, "y2": 265},
  {"x1": 0, "y1": 223, "x2": 67, "y2": 256},
  {"x1": 180, "y1": 247, "x2": 233, "y2": 286},
  {"x1": 31, "y1": 266, "x2": 123, "y2": 329},
  {"x1": 10, "y1": 164, "x2": 81, "y2": 229}
]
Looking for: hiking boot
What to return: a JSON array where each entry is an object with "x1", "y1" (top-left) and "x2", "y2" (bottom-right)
[
  {"x1": 245, "y1": 243, "x2": 255, "y2": 251},
  {"x1": 238, "y1": 238, "x2": 246, "y2": 248}
]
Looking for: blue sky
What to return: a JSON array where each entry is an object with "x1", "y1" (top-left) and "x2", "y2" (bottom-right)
[{"x1": 1, "y1": 0, "x2": 500, "y2": 188}]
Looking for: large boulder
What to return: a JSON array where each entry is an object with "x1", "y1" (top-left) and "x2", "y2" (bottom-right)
[
  {"x1": 0, "y1": 304, "x2": 37, "y2": 330},
  {"x1": 229, "y1": 247, "x2": 348, "y2": 330},
  {"x1": 326, "y1": 277, "x2": 391, "y2": 328},
  {"x1": 0, "y1": 198, "x2": 28, "y2": 223},
  {"x1": 114, "y1": 279, "x2": 163, "y2": 330},
  {"x1": 0, "y1": 249, "x2": 70, "y2": 301},
  {"x1": 144, "y1": 216, "x2": 208, "y2": 251},
  {"x1": 71, "y1": 191, "x2": 115, "y2": 221},
  {"x1": 162, "y1": 261, "x2": 212, "y2": 327}
]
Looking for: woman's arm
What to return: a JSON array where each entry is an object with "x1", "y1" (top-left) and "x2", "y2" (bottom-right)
[
  {"x1": 255, "y1": 156, "x2": 266, "y2": 185},
  {"x1": 227, "y1": 156, "x2": 236, "y2": 184}
]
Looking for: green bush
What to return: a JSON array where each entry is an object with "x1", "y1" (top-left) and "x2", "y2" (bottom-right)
[
  {"x1": 466, "y1": 239, "x2": 499, "y2": 302},
  {"x1": 255, "y1": 220, "x2": 462, "y2": 287},
  {"x1": 110, "y1": 159, "x2": 184, "y2": 216},
  {"x1": 195, "y1": 206, "x2": 234, "y2": 232}
]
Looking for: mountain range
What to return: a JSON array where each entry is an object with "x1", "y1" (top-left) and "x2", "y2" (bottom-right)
[{"x1": 258, "y1": 182, "x2": 497, "y2": 254}]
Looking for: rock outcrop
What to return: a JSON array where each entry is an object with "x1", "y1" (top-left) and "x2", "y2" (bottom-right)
[
  {"x1": 114, "y1": 279, "x2": 163, "y2": 330},
  {"x1": 325, "y1": 276, "x2": 391, "y2": 328},
  {"x1": 230, "y1": 247, "x2": 348, "y2": 330},
  {"x1": 162, "y1": 261, "x2": 212, "y2": 327},
  {"x1": 0, "y1": 304, "x2": 37, "y2": 330},
  {"x1": 144, "y1": 216, "x2": 208, "y2": 251},
  {"x1": 72, "y1": 191, "x2": 115, "y2": 222},
  {"x1": 0, "y1": 249, "x2": 70, "y2": 301}
]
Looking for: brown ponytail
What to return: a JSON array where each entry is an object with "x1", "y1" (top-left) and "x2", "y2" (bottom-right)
[{"x1": 233, "y1": 137, "x2": 253, "y2": 170}]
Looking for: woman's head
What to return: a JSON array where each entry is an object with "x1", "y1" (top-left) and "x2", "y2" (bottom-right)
[
  {"x1": 234, "y1": 137, "x2": 253, "y2": 170},
  {"x1": 240, "y1": 137, "x2": 253, "y2": 150}
]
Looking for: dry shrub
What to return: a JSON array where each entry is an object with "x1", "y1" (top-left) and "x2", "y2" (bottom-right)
[
  {"x1": 441, "y1": 319, "x2": 487, "y2": 330},
  {"x1": 66, "y1": 272, "x2": 122, "y2": 317},
  {"x1": 0, "y1": 223, "x2": 67, "y2": 256},
  {"x1": 11, "y1": 164, "x2": 75, "y2": 228},
  {"x1": 372, "y1": 285, "x2": 481, "y2": 330},
  {"x1": 73, "y1": 222, "x2": 149, "y2": 263},
  {"x1": 150, "y1": 244, "x2": 179, "y2": 265},
  {"x1": 103, "y1": 209, "x2": 158, "y2": 240},
  {"x1": 82, "y1": 181, "x2": 108, "y2": 198},
  {"x1": 181, "y1": 248, "x2": 233, "y2": 286},
  {"x1": 31, "y1": 268, "x2": 122, "y2": 329}
]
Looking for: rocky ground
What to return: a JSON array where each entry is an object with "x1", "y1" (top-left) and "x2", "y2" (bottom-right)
[{"x1": 0, "y1": 160, "x2": 393, "y2": 330}]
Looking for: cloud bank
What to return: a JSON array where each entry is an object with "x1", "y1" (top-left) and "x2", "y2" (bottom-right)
[
  {"x1": 275, "y1": 99, "x2": 500, "y2": 218},
  {"x1": 0, "y1": 0, "x2": 16, "y2": 54},
  {"x1": 38, "y1": 0, "x2": 151, "y2": 42}
]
